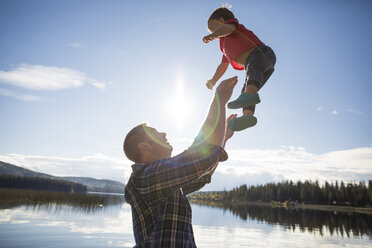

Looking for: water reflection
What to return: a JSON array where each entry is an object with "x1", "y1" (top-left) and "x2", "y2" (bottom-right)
[
  {"x1": 0, "y1": 191, "x2": 371, "y2": 248},
  {"x1": 0, "y1": 191, "x2": 135, "y2": 248},
  {"x1": 190, "y1": 200, "x2": 372, "y2": 239},
  {"x1": 0, "y1": 189, "x2": 125, "y2": 213}
]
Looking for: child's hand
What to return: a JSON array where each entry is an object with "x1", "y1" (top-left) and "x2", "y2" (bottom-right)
[
  {"x1": 206, "y1": 79, "x2": 216, "y2": 90},
  {"x1": 203, "y1": 34, "x2": 216, "y2": 43}
]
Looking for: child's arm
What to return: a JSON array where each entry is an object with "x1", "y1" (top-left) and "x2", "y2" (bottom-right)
[
  {"x1": 206, "y1": 58, "x2": 229, "y2": 90},
  {"x1": 203, "y1": 23, "x2": 236, "y2": 43}
]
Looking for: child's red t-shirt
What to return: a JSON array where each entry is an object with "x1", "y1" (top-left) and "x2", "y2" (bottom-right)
[{"x1": 219, "y1": 18, "x2": 264, "y2": 70}]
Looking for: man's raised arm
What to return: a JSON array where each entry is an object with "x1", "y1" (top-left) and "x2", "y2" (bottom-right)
[
  {"x1": 127, "y1": 78, "x2": 238, "y2": 203},
  {"x1": 196, "y1": 76, "x2": 238, "y2": 148}
]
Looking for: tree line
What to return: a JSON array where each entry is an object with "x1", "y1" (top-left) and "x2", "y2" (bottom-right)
[
  {"x1": 0, "y1": 174, "x2": 87, "y2": 193},
  {"x1": 193, "y1": 180, "x2": 372, "y2": 207},
  {"x1": 0, "y1": 188, "x2": 124, "y2": 211}
]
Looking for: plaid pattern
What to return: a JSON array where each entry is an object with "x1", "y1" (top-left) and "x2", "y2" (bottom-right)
[{"x1": 125, "y1": 143, "x2": 227, "y2": 248}]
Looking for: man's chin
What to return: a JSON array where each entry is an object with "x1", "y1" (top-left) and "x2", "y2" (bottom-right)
[
  {"x1": 164, "y1": 142, "x2": 172, "y2": 150},
  {"x1": 168, "y1": 146, "x2": 173, "y2": 155}
]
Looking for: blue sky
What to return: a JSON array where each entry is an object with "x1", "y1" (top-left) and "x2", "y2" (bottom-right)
[{"x1": 0, "y1": 0, "x2": 371, "y2": 190}]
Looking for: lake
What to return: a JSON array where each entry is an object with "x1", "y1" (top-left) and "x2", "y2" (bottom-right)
[{"x1": 0, "y1": 192, "x2": 371, "y2": 248}]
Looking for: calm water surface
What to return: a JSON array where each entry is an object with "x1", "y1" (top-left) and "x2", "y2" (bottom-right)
[{"x1": 0, "y1": 193, "x2": 371, "y2": 248}]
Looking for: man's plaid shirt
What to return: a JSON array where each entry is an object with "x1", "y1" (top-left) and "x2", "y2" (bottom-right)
[{"x1": 124, "y1": 142, "x2": 228, "y2": 248}]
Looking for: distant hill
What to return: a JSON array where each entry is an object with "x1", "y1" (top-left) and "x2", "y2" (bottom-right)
[
  {"x1": 0, "y1": 161, "x2": 125, "y2": 193},
  {"x1": 58, "y1": 176, "x2": 124, "y2": 193}
]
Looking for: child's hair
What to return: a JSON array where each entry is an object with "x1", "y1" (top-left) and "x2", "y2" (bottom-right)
[{"x1": 208, "y1": 7, "x2": 235, "y2": 21}]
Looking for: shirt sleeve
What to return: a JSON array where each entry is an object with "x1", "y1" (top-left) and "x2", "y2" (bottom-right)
[
  {"x1": 181, "y1": 174, "x2": 211, "y2": 195},
  {"x1": 219, "y1": 38, "x2": 229, "y2": 64},
  {"x1": 133, "y1": 142, "x2": 227, "y2": 204}
]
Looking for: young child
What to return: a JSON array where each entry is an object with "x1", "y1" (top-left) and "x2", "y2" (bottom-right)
[{"x1": 203, "y1": 7, "x2": 276, "y2": 131}]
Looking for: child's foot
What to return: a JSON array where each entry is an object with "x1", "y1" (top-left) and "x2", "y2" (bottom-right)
[
  {"x1": 227, "y1": 92, "x2": 261, "y2": 109},
  {"x1": 228, "y1": 115, "x2": 257, "y2": 131}
]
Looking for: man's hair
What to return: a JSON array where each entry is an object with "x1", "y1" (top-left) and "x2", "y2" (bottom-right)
[
  {"x1": 208, "y1": 7, "x2": 235, "y2": 21},
  {"x1": 123, "y1": 123, "x2": 148, "y2": 163}
]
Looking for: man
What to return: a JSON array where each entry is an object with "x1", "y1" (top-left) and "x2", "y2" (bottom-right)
[{"x1": 123, "y1": 77, "x2": 238, "y2": 247}]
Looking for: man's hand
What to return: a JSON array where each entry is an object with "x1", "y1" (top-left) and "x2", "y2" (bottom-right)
[
  {"x1": 216, "y1": 76, "x2": 238, "y2": 105},
  {"x1": 206, "y1": 79, "x2": 216, "y2": 90},
  {"x1": 225, "y1": 114, "x2": 237, "y2": 141},
  {"x1": 198, "y1": 77, "x2": 237, "y2": 147},
  {"x1": 203, "y1": 34, "x2": 216, "y2": 43}
]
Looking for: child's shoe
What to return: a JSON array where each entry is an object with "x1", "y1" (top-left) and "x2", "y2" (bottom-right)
[
  {"x1": 228, "y1": 115, "x2": 257, "y2": 131},
  {"x1": 227, "y1": 92, "x2": 260, "y2": 109}
]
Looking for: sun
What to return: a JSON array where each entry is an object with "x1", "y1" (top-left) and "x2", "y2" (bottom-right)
[
  {"x1": 165, "y1": 74, "x2": 194, "y2": 129},
  {"x1": 166, "y1": 98, "x2": 193, "y2": 129}
]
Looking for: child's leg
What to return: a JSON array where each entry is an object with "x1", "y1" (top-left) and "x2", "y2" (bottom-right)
[
  {"x1": 240, "y1": 64, "x2": 262, "y2": 116},
  {"x1": 242, "y1": 67, "x2": 274, "y2": 116},
  {"x1": 243, "y1": 105, "x2": 255, "y2": 116},
  {"x1": 227, "y1": 46, "x2": 276, "y2": 131},
  {"x1": 242, "y1": 46, "x2": 276, "y2": 116},
  {"x1": 227, "y1": 48, "x2": 265, "y2": 110},
  {"x1": 242, "y1": 85, "x2": 259, "y2": 116}
]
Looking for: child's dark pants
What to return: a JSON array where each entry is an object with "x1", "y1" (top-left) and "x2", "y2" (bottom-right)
[{"x1": 242, "y1": 45, "x2": 276, "y2": 113}]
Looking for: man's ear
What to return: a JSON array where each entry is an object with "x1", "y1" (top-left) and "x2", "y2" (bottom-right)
[{"x1": 138, "y1": 142, "x2": 152, "y2": 152}]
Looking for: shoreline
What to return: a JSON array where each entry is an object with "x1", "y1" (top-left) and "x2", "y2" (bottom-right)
[
  {"x1": 190, "y1": 199, "x2": 372, "y2": 214},
  {"x1": 291, "y1": 203, "x2": 372, "y2": 214}
]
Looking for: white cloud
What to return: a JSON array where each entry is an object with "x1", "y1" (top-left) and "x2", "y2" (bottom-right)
[
  {"x1": 1, "y1": 146, "x2": 371, "y2": 191},
  {"x1": 347, "y1": 108, "x2": 363, "y2": 115},
  {"x1": 318, "y1": 107, "x2": 360, "y2": 116},
  {"x1": 204, "y1": 146, "x2": 372, "y2": 190},
  {"x1": 0, "y1": 88, "x2": 42, "y2": 102},
  {"x1": 92, "y1": 81, "x2": 107, "y2": 90},
  {"x1": 0, "y1": 153, "x2": 132, "y2": 183},
  {"x1": 68, "y1": 42, "x2": 84, "y2": 48},
  {"x1": 0, "y1": 64, "x2": 111, "y2": 91}
]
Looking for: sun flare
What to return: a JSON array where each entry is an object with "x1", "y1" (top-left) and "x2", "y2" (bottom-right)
[{"x1": 165, "y1": 73, "x2": 194, "y2": 129}]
